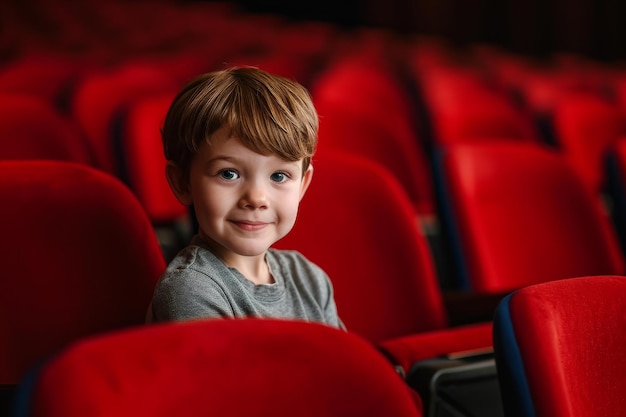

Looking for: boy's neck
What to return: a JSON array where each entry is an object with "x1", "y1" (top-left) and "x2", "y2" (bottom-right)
[
  {"x1": 231, "y1": 254, "x2": 275, "y2": 286},
  {"x1": 198, "y1": 234, "x2": 275, "y2": 285},
  {"x1": 217, "y1": 249, "x2": 274, "y2": 285}
]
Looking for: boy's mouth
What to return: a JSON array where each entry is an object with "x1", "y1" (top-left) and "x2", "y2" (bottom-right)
[{"x1": 231, "y1": 220, "x2": 269, "y2": 231}]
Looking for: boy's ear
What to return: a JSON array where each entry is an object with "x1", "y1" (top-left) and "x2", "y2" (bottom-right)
[
  {"x1": 299, "y1": 164, "x2": 314, "y2": 201},
  {"x1": 165, "y1": 161, "x2": 193, "y2": 205}
]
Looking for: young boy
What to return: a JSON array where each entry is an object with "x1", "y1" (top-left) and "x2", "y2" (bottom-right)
[{"x1": 147, "y1": 67, "x2": 343, "y2": 329}]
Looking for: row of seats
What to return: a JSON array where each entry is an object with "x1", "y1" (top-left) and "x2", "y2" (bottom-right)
[
  {"x1": 14, "y1": 319, "x2": 425, "y2": 417},
  {"x1": 5, "y1": 260, "x2": 625, "y2": 417},
  {"x1": 2, "y1": 0, "x2": 625, "y2": 325},
  {"x1": 3, "y1": 2, "x2": 626, "y2": 265},
  {"x1": 15, "y1": 274, "x2": 626, "y2": 417},
  {"x1": 1, "y1": 1, "x2": 624, "y2": 307},
  {"x1": 3, "y1": 151, "x2": 624, "y2": 416},
  {"x1": 3, "y1": 2, "x2": 626, "y2": 415},
  {"x1": 0, "y1": 157, "x2": 492, "y2": 415}
]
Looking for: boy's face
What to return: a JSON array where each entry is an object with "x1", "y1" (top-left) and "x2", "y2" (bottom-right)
[{"x1": 168, "y1": 126, "x2": 312, "y2": 264}]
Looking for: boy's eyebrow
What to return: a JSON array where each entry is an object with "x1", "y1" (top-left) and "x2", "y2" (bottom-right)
[
  {"x1": 201, "y1": 154, "x2": 303, "y2": 171},
  {"x1": 204, "y1": 155, "x2": 239, "y2": 165},
  {"x1": 198, "y1": 155, "x2": 239, "y2": 171}
]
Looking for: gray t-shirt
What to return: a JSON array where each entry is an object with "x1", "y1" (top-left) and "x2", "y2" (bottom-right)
[{"x1": 150, "y1": 235, "x2": 344, "y2": 329}]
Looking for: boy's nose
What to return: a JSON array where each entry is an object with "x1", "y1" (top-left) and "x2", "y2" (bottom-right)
[{"x1": 239, "y1": 182, "x2": 269, "y2": 209}]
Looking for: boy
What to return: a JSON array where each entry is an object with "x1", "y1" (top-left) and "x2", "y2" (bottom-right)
[{"x1": 147, "y1": 67, "x2": 343, "y2": 329}]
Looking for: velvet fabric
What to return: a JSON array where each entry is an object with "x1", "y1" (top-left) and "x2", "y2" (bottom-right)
[
  {"x1": 121, "y1": 92, "x2": 188, "y2": 223},
  {"x1": 312, "y1": 54, "x2": 435, "y2": 217},
  {"x1": 0, "y1": 92, "x2": 92, "y2": 164},
  {"x1": 275, "y1": 152, "x2": 493, "y2": 375},
  {"x1": 494, "y1": 275, "x2": 626, "y2": 417},
  {"x1": 0, "y1": 161, "x2": 166, "y2": 384},
  {"x1": 435, "y1": 141, "x2": 625, "y2": 294},
  {"x1": 71, "y1": 63, "x2": 178, "y2": 175},
  {"x1": 22, "y1": 319, "x2": 423, "y2": 417},
  {"x1": 0, "y1": 53, "x2": 88, "y2": 107},
  {"x1": 551, "y1": 92, "x2": 626, "y2": 195},
  {"x1": 277, "y1": 152, "x2": 447, "y2": 342},
  {"x1": 416, "y1": 67, "x2": 539, "y2": 145},
  {"x1": 378, "y1": 322, "x2": 493, "y2": 374}
]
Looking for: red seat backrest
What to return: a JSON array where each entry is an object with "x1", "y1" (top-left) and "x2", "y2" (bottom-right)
[
  {"x1": 312, "y1": 57, "x2": 435, "y2": 217},
  {"x1": 436, "y1": 141, "x2": 624, "y2": 294},
  {"x1": 121, "y1": 92, "x2": 188, "y2": 223},
  {"x1": 0, "y1": 93, "x2": 93, "y2": 164},
  {"x1": 0, "y1": 160, "x2": 165, "y2": 384},
  {"x1": 494, "y1": 275, "x2": 626, "y2": 417},
  {"x1": 71, "y1": 64, "x2": 179, "y2": 175},
  {"x1": 26, "y1": 319, "x2": 423, "y2": 417},
  {"x1": 552, "y1": 92, "x2": 626, "y2": 194},
  {"x1": 275, "y1": 152, "x2": 447, "y2": 343}
]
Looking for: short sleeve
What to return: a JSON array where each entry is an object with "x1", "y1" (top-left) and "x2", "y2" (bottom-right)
[{"x1": 150, "y1": 269, "x2": 234, "y2": 322}]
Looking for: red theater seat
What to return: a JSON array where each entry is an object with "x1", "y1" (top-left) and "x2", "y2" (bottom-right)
[
  {"x1": 430, "y1": 88, "x2": 538, "y2": 145},
  {"x1": 314, "y1": 100, "x2": 435, "y2": 220},
  {"x1": 16, "y1": 319, "x2": 423, "y2": 417},
  {"x1": 434, "y1": 141, "x2": 624, "y2": 294},
  {"x1": 121, "y1": 92, "x2": 187, "y2": 224},
  {"x1": 120, "y1": 93, "x2": 192, "y2": 260},
  {"x1": 551, "y1": 92, "x2": 626, "y2": 195},
  {"x1": 0, "y1": 161, "x2": 165, "y2": 386},
  {"x1": 312, "y1": 55, "x2": 435, "y2": 217},
  {"x1": 0, "y1": 53, "x2": 90, "y2": 110},
  {"x1": 0, "y1": 93, "x2": 92, "y2": 164},
  {"x1": 71, "y1": 63, "x2": 179, "y2": 176},
  {"x1": 275, "y1": 152, "x2": 493, "y2": 375},
  {"x1": 494, "y1": 275, "x2": 626, "y2": 417},
  {"x1": 417, "y1": 67, "x2": 539, "y2": 145}
]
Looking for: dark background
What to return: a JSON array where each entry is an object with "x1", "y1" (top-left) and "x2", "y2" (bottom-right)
[{"x1": 232, "y1": 0, "x2": 626, "y2": 62}]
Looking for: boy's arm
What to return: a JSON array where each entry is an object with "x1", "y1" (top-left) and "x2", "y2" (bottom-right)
[{"x1": 319, "y1": 270, "x2": 346, "y2": 330}]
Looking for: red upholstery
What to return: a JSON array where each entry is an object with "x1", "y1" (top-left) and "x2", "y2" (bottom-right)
[
  {"x1": 614, "y1": 74, "x2": 626, "y2": 111},
  {"x1": 24, "y1": 319, "x2": 423, "y2": 417},
  {"x1": 0, "y1": 53, "x2": 90, "y2": 108},
  {"x1": 418, "y1": 67, "x2": 539, "y2": 144},
  {"x1": 71, "y1": 64, "x2": 179, "y2": 175},
  {"x1": 516, "y1": 68, "x2": 604, "y2": 116},
  {"x1": 312, "y1": 56, "x2": 435, "y2": 216},
  {"x1": 122, "y1": 92, "x2": 188, "y2": 223},
  {"x1": 0, "y1": 93, "x2": 92, "y2": 164},
  {"x1": 277, "y1": 152, "x2": 444, "y2": 341},
  {"x1": 274, "y1": 152, "x2": 492, "y2": 373},
  {"x1": 430, "y1": 88, "x2": 538, "y2": 144},
  {"x1": 315, "y1": 102, "x2": 435, "y2": 218},
  {"x1": 551, "y1": 92, "x2": 626, "y2": 194},
  {"x1": 494, "y1": 275, "x2": 626, "y2": 417},
  {"x1": 312, "y1": 54, "x2": 416, "y2": 138},
  {"x1": 0, "y1": 161, "x2": 165, "y2": 384},
  {"x1": 377, "y1": 321, "x2": 494, "y2": 375},
  {"x1": 436, "y1": 141, "x2": 625, "y2": 294}
]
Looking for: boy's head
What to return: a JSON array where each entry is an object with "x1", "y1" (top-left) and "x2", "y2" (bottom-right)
[{"x1": 162, "y1": 66, "x2": 319, "y2": 182}]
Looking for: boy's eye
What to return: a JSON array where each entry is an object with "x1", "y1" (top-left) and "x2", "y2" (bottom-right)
[
  {"x1": 270, "y1": 172, "x2": 289, "y2": 183},
  {"x1": 218, "y1": 169, "x2": 239, "y2": 181}
]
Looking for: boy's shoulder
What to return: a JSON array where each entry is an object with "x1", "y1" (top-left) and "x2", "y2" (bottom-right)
[{"x1": 163, "y1": 242, "x2": 226, "y2": 278}]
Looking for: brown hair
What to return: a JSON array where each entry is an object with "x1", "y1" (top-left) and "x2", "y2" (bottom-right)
[{"x1": 162, "y1": 67, "x2": 319, "y2": 180}]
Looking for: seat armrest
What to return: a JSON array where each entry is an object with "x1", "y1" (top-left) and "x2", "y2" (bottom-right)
[{"x1": 377, "y1": 321, "x2": 493, "y2": 376}]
